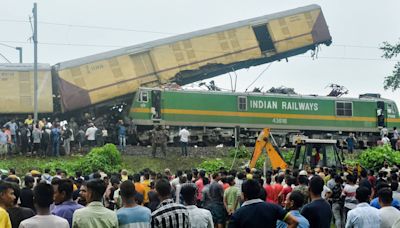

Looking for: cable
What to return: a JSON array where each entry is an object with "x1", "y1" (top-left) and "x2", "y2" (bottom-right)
[
  {"x1": 0, "y1": 42, "x2": 16, "y2": 49},
  {"x1": 0, "y1": 19, "x2": 176, "y2": 35},
  {"x1": 245, "y1": 63, "x2": 273, "y2": 92},
  {"x1": 0, "y1": 52, "x2": 11, "y2": 63},
  {"x1": 0, "y1": 40, "x2": 398, "y2": 61}
]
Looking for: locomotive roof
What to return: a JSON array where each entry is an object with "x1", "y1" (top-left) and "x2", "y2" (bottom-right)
[
  {"x1": 138, "y1": 87, "x2": 397, "y2": 103},
  {"x1": 55, "y1": 4, "x2": 322, "y2": 70},
  {"x1": 0, "y1": 63, "x2": 51, "y2": 71}
]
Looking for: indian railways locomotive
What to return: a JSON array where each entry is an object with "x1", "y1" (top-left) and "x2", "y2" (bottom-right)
[
  {"x1": 130, "y1": 88, "x2": 400, "y2": 147},
  {"x1": 0, "y1": 4, "x2": 331, "y2": 119}
]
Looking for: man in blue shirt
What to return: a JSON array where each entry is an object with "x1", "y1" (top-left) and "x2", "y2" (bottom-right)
[
  {"x1": 51, "y1": 179, "x2": 84, "y2": 227},
  {"x1": 117, "y1": 120, "x2": 127, "y2": 153},
  {"x1": 370, "y1": 182, "x2": 400, "y2": 209},
  {"x1": 301, "y1": 175, "x2": 332, "y2": 228},
  {"x1": 117, "y1": 180, "x2": 151, "y2": 228},
  {"x1": 277, "y1": 191, "x2": 310, "y2": 228}
]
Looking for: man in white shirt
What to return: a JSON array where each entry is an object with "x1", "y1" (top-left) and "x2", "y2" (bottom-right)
[
  {"x1": 382, "y1": 135, "x2": 390, "y2": 145},
  {"x1": 19, "y1": 183, "x2": 69, "y2": 228},
  {"x1": 181, "y1": 183, "x2": 213, "y2": 228},
  {"x1": 85, "y1": 123, "x2": 97, "y2": 148},
  {"x1": 179, "y1": 127, "x2": 190, "y2": 156},
  {"x1": 392, "y1": 127, "x2": 399, "y2": 150},
  {"x1": 345, "y1": 186, "x2": 380, "y2": 228},
  {"x1": 378, "y1": 188, "x2": 400, "y2": 228}
]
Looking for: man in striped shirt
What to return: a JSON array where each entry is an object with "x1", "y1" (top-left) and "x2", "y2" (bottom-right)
[{"x1": 151, "y1": 179, "x2": 190, "y2": 228}]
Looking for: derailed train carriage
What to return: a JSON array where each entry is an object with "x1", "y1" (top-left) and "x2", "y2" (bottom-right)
[
  {"x1": 52, "y1": 4, "x2": 331, "y2": 113},
  {"x1": 130, "y1": 87, "x2": 400, "y2": 147},
  {"x1": 0, "y1": 4, "x2": 334, "y2": 142}
]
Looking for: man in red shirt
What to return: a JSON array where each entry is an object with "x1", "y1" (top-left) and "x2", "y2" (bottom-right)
[
  {"x1": 264, "y1": 175, "x2": 275, "y2": 203},
  {"x1": 195, "y1": 170, "x2": 206, "y2": 205},
  {"x1": 272, "y1": 175, "x2": 284, "y2": 204},
  {"x1": 278, "y1": 176, "x2": 295, "y2": 207}
]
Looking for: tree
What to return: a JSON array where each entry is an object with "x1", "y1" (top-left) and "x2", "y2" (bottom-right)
[{"x1": 381, "y1": 40, "x2": 400, "y2": 90}]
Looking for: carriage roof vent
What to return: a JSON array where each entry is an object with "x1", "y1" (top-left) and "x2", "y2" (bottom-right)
[{"x1": 359, "y1": 93, "x2": 381, "y2": 98}]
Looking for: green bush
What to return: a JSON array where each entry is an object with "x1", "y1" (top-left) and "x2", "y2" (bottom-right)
[
  {"x1": 255, "y1": 154, "x2": 267, "y2": 169},
  {"x1": 0, "y1": 144, "x2": 123, "y2": 176},
  {"x1": 229, "y1": 146, "x2": 250, "y2": 158},
  {"x1": 359, "y1": 144, "x2": 400, "y2": 169},
  {"x1": 198, "y1": 158, "x2": 226, "y2": 173},
  {"x1": 83, "y1": 144, "x2": 122, "y2": 174},
  {"x1": 281, "y1": 150, "x2": 294, "y2": 163}
]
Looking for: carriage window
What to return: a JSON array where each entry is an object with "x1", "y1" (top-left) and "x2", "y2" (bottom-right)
[
  {"x1": 336, "y1": 101, "x2": 352, "y2": 116},
  {"x1": 238, "y1": 96, "x2": 247, "y2": 111},
  {"x1": 138, "y1": 91, "x2": 148, "y2": 102},
  {"x1": 388, "y1": 104, "x2": 394, "y2": 114}
]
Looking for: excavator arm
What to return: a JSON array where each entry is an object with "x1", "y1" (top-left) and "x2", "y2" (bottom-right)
[{"x1": 249, "y1": 128, "x2": 288, "y2": 170}]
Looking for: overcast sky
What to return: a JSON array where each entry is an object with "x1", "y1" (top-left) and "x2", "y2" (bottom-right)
[{"x1": 1, "y1": 0, "x2": 399, "y2": 104}]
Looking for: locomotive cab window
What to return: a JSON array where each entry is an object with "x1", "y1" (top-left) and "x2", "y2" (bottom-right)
[
  {"x1": 138, "y1": 91, "x2": 148, "y2": 102},
  {"x1": 238, "y1": 96, "x2": 247, "y2": 111},
  {"x1": 336, "y1": 101, "x2": 352, "y2": 116}
]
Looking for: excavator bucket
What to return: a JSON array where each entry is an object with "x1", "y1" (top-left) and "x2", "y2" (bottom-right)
[{"x1": 249, "y1": 128, "x2": 287, "y2": 170}]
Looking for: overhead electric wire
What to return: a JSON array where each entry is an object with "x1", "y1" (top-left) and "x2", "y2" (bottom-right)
[
  {"x1": 0, "y1": 52, "x2": 11, "y2": 63},
  {"x1": 245, "y1": 63, "x2": 273, "y2": 92},
  {"x1": 0, "y1": 19, "x2": 176, "y2": 35}
]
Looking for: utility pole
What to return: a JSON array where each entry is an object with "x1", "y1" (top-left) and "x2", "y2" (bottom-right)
[
  {"x1": 16, "y1": 47, "x2": 22, "y2": 63},
  {"x1": 33, "y1": 3, "x2": 38, "y2": 123}
]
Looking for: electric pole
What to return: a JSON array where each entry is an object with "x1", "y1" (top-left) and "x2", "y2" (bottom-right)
[
  {"x1": 16, "y1": 47, "x2": 22, "y2": 63},
  {"x1": 33, "y1": 3, "x2": 38, "y2": 122}
]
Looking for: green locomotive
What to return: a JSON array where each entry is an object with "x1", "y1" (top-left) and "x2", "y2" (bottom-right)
[{"x1": 130, "y1": 88, "x2": 400, "y2": 146}]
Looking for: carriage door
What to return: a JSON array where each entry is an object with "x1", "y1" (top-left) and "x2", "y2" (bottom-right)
[
  {"x1": 252, "y1": 24, "x2": 275, "y2": 54},
  {"x1": 151, "y1": 90, "x2": 162, "y2": 120},
  {"x1": 377, "y1": 101, "x2": 385, "y2": 127}
]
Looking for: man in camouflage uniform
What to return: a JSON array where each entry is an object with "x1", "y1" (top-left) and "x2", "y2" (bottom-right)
[{"x1": 151, "y1": 125, "x2": 168, "y2": 158}]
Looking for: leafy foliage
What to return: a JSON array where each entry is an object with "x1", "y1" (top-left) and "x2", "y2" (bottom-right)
[
  {"x1": 255, "y1": 154, "x2": 267, "y2": 169},
  {"x1": 359, "y1": 144, "x2": 400, "y2": 169},
  {"x1": 281, "y1": 150, "x2": 294, "y2": 163},
  {"x1": 228, "y1": 146, "x2": 250, "y2": 158},
  {"x1": 381, "y1": 40, "x2": 400, "y2": 91},
  {"x1": 0, "y1": 144, "x2": 122, "y2": 176},
  {"x1": 198, "y1": 158, "x2": 226, "y2": 173},
  {"x1": 83, "y1": 143, "x2": 122, "y2": 174}
]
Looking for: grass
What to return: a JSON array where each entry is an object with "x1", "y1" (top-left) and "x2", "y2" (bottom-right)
[
  {"x1": 0, "y1": 153, "x2": 249, "y2": 176},
  {"x1": 0, "y1": 148, "x2": 360, "y2": 177}
]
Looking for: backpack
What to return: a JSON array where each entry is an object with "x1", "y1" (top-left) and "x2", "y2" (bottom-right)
[
  {"x1": 63, "y1": 129, "x2": 72, "y2": 139},
  {"x1": 332, "y1": 183, "x2": 344, "y2": 205}
]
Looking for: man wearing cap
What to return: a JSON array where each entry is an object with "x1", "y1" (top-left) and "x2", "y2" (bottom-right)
[{"x1": 293, "y1": 172, "x2": 309, "y2": 203}]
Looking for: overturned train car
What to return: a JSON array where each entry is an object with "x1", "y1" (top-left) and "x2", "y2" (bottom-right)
[{"x1": 53, "y1": 4, "x2": 331, "y2": 112}]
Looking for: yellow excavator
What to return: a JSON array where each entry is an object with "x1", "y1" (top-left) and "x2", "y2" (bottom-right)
[
  {"x1": 249, "y1": 128, "x2": 288, "y2": 170},
  {"x1": 249, "y1": 128, "x2": 343, "y2": 170}
]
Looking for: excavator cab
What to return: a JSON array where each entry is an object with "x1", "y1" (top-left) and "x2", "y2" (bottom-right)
[{"x1": 291, "y1": 139, "x2": 342, "y2": 170}]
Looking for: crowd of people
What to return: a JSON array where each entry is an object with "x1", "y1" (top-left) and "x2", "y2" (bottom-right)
[
  {"x1": 0, "y1": 162, "x2": 398, "y2": 227},
  {"x1": 0, "y1": 115, "x2": 129, "y2": 159}
]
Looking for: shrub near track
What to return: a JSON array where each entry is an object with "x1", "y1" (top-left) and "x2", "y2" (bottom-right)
[
  {"x1": 359, "y1": 144, "x2": 400, "y2": 170},
  {"x1": 0, "y1": 144, "x2": 122, "y2": 175}
]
